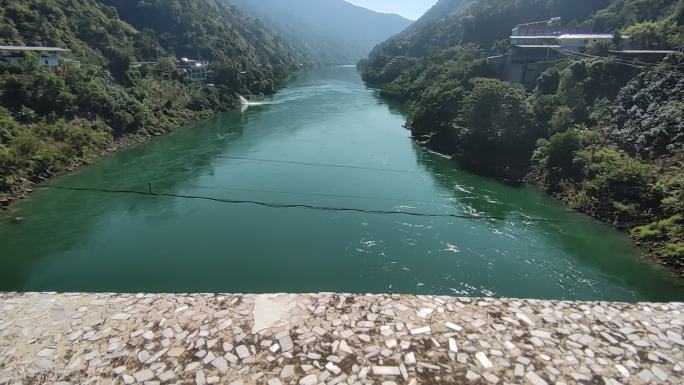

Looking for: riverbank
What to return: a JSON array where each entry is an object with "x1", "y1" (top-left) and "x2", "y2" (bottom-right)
[
  {"x1": 0, "y1": 63, "x2": 314, "y2": 213},
  {"x1": 0, "y1": 107, "x2": 226, "y2": 212},
  {"x1": 524, "y1": 159, "x2": 684, "y2": 280},
  {"x1": 1, "y1": 292, "x2": 682, "y2": 385},
  {"x1": 406, "y1": 126, "x2": 684, "y2": 280}
]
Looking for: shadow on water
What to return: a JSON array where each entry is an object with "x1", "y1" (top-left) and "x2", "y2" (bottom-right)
[
  {"x1": 372, "y1": 92, "x2": 410, "y2": 117},
  {"x1": 0, "y1": 111, "x2": 250, "y2": 289},
  {"x1": 407, "y1": 137, "x2": 684, "y2": 301},
  {"x1": 0, "y1": 68, "x2": 365, "y2": 292}
]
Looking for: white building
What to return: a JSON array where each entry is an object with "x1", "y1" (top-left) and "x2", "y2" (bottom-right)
[
  {"x1": 178, "y1": 58, "x2": 209, "y2": 82},
  {"x1": 509, "y1": 18, "x2": 622, "y2": 53}
]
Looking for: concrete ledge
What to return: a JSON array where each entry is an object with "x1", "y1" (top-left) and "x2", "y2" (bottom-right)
[{"x1": 0, "y1": 293, "x2": 682, "y2": 385}]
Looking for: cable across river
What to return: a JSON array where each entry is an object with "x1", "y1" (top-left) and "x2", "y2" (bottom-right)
[{"x1": 39, "y1": 184, "x2": 597, "y2": 224}]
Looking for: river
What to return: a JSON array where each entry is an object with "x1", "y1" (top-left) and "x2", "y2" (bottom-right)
[{"x1": 1, "y1": 66, "x2": 682, "y2": 301}]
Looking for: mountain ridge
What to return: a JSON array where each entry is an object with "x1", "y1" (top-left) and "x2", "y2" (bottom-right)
[{"x1": 228, "y1": 0, "x2": 411, "y2": 64}]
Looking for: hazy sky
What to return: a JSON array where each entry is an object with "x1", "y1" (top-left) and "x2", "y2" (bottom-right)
[{"x1": 346, "y1": 0, "x2": 438, "y2": 20}]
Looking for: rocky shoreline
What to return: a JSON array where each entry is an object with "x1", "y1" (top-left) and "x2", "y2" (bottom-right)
[{"x1": 0, "y1": 133, "x2": 141, "y2": 210}]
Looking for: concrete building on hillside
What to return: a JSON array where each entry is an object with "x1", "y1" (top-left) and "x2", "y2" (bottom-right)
[
  {"x1": 0, "y1": 46, "x2": 80, "y2": 68},
  {"x1": 494, "y1": 17, "x2": 682, "y2": 86},
  {"x1": 510, "y1": 17, "x2": 561, "y2": 48},
  {"x1": 509, "y1": 35, "x2": 560, "y2": 47},
  {"x1": 177, "y1": 57, "x2": 209, "y2": 82},
  {"x1": 510, "y1": 18, "x2": 619, "y2": 53},
  {"x1": 512, "y1": 17, "x2": 562, "y2": 37},
  {"x1": 503, "y1": 18, "x2": 622, "y2": 85}
]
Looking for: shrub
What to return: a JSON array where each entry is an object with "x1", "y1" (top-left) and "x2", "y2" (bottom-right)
[
  {"x1": 546, "y1": 129, "x2": 581, "y2": 176},
  {"x1": 549, "y1": 106, "x2": 575, "y2": 134},
  {"x1": 632, "y1": 215, "x2": 683, "y2": 241},
  {"x1": 661, "y1": 173, "x2": 684, "y2": 215},
  {"x1": 575, "y1": 147, "x2": 658, "y2": 221},
  {"x1": 632, "y1": 224, "x2": 662, "y2": 240},
  {"x1": 536, "y1": 68, "x2": 560, "y2": 95},
  {"x1": 663, "y1": 243, "x2": 684, "y2": 259},
  {"x1": 624, "y1": 20, "x2": 678, "y2": 49}
]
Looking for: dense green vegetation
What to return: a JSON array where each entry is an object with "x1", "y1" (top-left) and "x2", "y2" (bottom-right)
[
  {"x1": 228, "y1": 0, "x2": 411, "y2": 65},
  {"x1": 0, "y1": 0, "x2": 306, "y2": 202},
  {"x1": 360, "y1": 0, "x2": 684, "y2": 270},
  {"x1": 100, "y1": 0, "x2": 308, "y2": 94},
  {"x1": 365, "y1": 0, "x2": 611, "y2": 60}
]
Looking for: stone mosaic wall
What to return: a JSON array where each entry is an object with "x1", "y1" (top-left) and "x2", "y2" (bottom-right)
[{"x1": 0, "y1": 293, "x2": 682, "y2": 385}]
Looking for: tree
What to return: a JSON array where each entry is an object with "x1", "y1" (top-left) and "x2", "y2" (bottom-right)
[
  {"x1": 624, "y1": 20, "x2": 677, "y2": 49},
  {"x1": 549, "y1": 106, "x2": 575, "y2": 134},
  {"x1": 546, "y1": 128, "x2": 581, "y2": 176},
  {"x1": 452, "y1": 79, "x2": 540, "y2": 178},
  {"x1": 104, "y1": 44, "x2": 135, "y2": 82},
  {"x1": 536, "y1": 68, "x2": 560, "y2": 95},
  {"x1": 409, "y1": 80, "x2": 464, "y2": 136},
  {"x1": 576, "y1": 147, "x2": 658, "y2": 222},
  {"x1": 210, "y1": 61, "x2": 243, "y2": 92}
]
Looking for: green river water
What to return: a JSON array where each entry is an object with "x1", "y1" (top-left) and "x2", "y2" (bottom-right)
[{"x1": 1, "y1": 66, "x2": 682, "y2": 301}]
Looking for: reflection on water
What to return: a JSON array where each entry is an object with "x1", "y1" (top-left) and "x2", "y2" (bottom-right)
[{"x1": 0, "y1": 66, "x2": 682, "y2": 301}]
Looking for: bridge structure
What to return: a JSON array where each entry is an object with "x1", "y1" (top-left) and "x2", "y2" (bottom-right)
[{"x1": 0, "y1": 292, "x2": 681, "y2": 384}]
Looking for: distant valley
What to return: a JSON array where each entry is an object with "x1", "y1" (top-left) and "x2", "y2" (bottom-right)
[{"x1": 227, "y1": 0, "x2": 412, "y2": 64}]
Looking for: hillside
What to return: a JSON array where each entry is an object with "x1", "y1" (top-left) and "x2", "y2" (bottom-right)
[
  {"x1": 0, "y1": 0, "x2": 306, "y2": 204},
  {"x1": 359, "y1": 0, "x2": 684, "y2": 271},
  {"x1": 100, "y1": 0, "x2": 310, "y2": 83},
  {"x1": 228, "y1": 0, "x2": 411, "y2": 64},
  {"x1": 363, "y1": 0, "x2": 612, "y2": 71},
  {"x1": 399, "y1": 0, "x2": 467, "y2": 35}
]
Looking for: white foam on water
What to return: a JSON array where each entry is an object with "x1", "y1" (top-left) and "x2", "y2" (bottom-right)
[{"x1": 237, "y1": 94, "x2": 267, "y2": 108}]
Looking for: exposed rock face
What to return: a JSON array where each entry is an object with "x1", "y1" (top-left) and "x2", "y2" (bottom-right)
[{"x1": 0, "y1": 292, "x2": 682, "y2": 384}]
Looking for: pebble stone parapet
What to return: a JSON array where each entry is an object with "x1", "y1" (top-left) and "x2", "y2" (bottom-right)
[{"x1": 0, "y1": 293, "x2": 682, "y2": 385}]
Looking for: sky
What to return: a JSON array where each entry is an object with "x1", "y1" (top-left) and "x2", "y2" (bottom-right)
[{"x1": 346, "y1": 0, "x2": 438, "y2": 20}]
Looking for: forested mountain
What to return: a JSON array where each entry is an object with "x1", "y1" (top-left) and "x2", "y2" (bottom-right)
[
  {"x1": 228, "y1": 0, "x2": 411, "y2": 64},
  {"x1": 100, "y1": 0, "x2": 310, "y2": 78},
  {"x1": 399, "y1": 0, "x2": 467, "y2": 35},
  {"x1": 359, "y1": 0, "x2": 684, "y2": 270},
  {"x1": 0, "y1": 0, "x2": 306, "y2": 204},
  {"x1": 367, "y1": 0, "x2": 612, "y2": 60}
]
